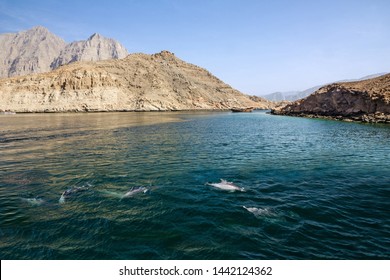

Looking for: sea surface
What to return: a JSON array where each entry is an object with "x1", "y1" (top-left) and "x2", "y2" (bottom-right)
[{"x1": 0, "y1": 111, "x2": 389, "y2": 259}]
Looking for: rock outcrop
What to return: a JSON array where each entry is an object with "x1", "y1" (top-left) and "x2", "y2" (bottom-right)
[
  {"x1": 0, "y1": 26, "x2": 128, "y2": 78},
  {"x1": 0, "y1": 51, "x2": 269, "y2": 112},
  {"x1": 271, "y1": 73, "x2": 390, "y2": 123},
  {"x1": 248, "y1": 95, "x2": 277, "y2": 108}
]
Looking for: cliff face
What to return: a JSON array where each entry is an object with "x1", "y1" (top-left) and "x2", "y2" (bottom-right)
[
  {"x1": 0, "y1": 26, "x2": 128, "y2": 78},
  {"x1": 0, "y1": 51, "x2": 269, "y2": 112},
  {"x1": 272, "y1": 74, "x2": 390, "y2": 123}
]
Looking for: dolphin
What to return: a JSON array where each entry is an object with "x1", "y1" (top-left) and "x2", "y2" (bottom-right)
[
  {"x1": 59, "y1": 186, "x2": 89, "y2": 204},
  {"x1": 98, "y1": 189, "x2": 125, "y2": 199},
  {"x1": 243, "y1": 206, "x2": 276, "y2": 217},
  {"x1": 206, "y1": 179, "x2": 245, "y2": 192},
  {"x1": 122, "y1": 186, "x2": 149, "y2": 198},
  {"x1": 98, "y1": 186, "x2": 151, "y2": 200}
]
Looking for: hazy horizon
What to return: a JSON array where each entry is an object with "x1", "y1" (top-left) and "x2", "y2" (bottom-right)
[{"x1": 1, "y1": 0, "x2": 389, "y2": 95}]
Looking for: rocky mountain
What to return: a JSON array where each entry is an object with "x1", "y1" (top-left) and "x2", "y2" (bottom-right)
[
  {"x1": 0, "y1": 26, "x2": 128, "y2": 78},
  {"x1": 50, "y1": 33, "x2": 128, "y2": 69},
  {"x1": 0, "y1": 26, "x2": 66, "y2": 77},
  {"x1": 262, "y1": 73, "x2": 387, "y2": 102},
  {"x1": 0, "y1": 50, "x2": 269, "y2": 112},
  {"x1": 271, "y1": 73, "x2": 390, "y2": 123}
]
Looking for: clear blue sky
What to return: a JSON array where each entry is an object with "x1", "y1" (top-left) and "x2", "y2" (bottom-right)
[{"x1": 1, "y1": 0, "x2": 389, "y2": 95}]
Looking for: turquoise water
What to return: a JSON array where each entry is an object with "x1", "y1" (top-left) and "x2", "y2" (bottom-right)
[{"x1": 0, "y1": 111, "x2": 389, "y2": 259}]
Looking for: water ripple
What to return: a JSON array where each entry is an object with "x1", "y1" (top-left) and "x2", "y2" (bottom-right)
[{"x1": 0, "y1": 111, "x2": 389, "y2": 259}]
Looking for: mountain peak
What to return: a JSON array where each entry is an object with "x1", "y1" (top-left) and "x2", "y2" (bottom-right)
[
  {"x1": 23, "y1": 26, "x2": 52, "y2": 38},
  {"x1": 0, "y1": 26, "x2": 128, "y2": 78},
  {"x1": 88, "y1": 33, "x2": 102, "y2": 40},
  {"x1": 158, "y1": 50, "x2": 175, "y2": 56},
  {"x1": 29, "y1": 26, "x2": 50, "y2": 34},
  {"x1": 0, "y1": 26, "x2": 66, "y2": 77},
  {"x1": 152, "y1": 50, "x2": 176, "y2": 61}
]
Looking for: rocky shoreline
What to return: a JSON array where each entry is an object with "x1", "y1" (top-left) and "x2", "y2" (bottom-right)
[
  {"x1": 271, "y1": 74, "x2": 390, "y2": 124},
  {"x1": 0, "y1": 108, "x2": 258, "y2": 114},
  {"x1": 271, "y1": 110, "x2": 390, "y2": 123}
]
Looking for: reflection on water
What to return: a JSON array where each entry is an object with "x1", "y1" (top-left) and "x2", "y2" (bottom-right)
[
  {"x1": 0, "y1": 111, "x2": 389, "y2": 259},
  {"x1": 1, "y1": 111, "x2": 185, "y2": 130}
]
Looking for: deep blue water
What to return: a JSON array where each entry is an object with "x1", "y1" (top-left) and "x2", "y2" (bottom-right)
[{"x1": 0, "y1": 111, "x2": 389, "y2": 259}]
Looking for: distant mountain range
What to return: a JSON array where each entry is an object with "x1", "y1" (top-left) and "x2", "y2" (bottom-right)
[
  {"x1": 0, "y1": 26, "x2": 128, "y2": 78},
  {"x1": 262, "y1": 73, "x2": 388, "y2": 102}
]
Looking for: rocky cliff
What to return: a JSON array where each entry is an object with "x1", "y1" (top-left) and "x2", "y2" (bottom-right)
[
  {"x1": 0, "y1": 51, "x2": 269, "y2": 112},
  {"x1": 0, "y1": 26, "x2": 128, "y2": 78},
  {"x1": 271, "y1": 73, "x2": 390, "y2": 123}
]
